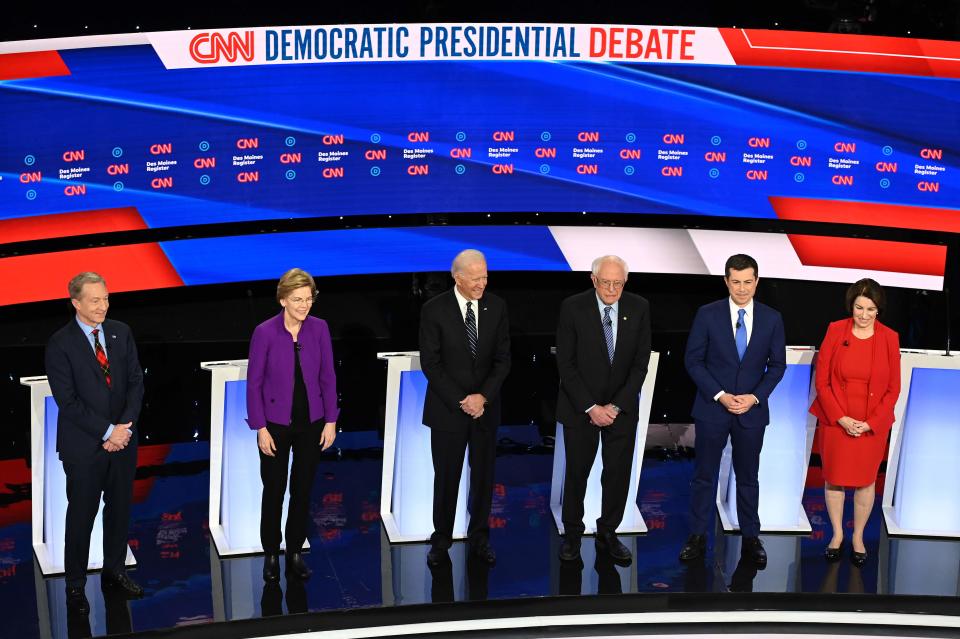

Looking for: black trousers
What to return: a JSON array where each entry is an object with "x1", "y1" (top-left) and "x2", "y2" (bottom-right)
[
  {"x1": 62, "y1": 445, "x2": 137, "y2": 588},
  {"x1": 259, "y1": 421, "x2": 322, "y2": 554},
  {"x1": 429, "y1": 422, "x2": 497, "y2": 548},
  {"x1": 560, "y1": 417, "x2": 638, "y2": 537}
]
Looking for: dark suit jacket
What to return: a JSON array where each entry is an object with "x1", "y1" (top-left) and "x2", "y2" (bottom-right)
[
  {"x1": 684, "y1": 298, "x2": 786, "y2": 428},
  {"x1": 419, "y1": 289, "x2": 511, "y2": 432},
  {"x1": 45, "y1": 318, "x2": 144, "y2": 463},
  {"x1": 556, "y1": 289, "x2": 652, "y2": 427}
]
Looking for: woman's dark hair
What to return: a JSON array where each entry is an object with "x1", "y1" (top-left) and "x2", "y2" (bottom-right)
[{"x1": 845, "y1": 278, "x2": 886, "y2": 314}]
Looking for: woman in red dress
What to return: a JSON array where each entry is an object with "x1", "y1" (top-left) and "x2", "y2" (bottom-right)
[{"x1": 809, "y1": 279, "x2": 901, "y2": 567}]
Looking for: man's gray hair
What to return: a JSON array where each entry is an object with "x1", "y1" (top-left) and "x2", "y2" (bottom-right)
[
  {"x1": 590, "y1": 255, "x2": 629, "y2": 278},
  {"x1": 68, "y1": 272, "x2": 106, "y2": 300},
  {"x1": 451, "y1": 249, "x2": 487, "y2": 276}
]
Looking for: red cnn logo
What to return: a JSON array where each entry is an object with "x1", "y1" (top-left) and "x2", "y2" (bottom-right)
[
  {"x1": 151, "y1": 177, "x2": 174, "y2": 189},
  {"x1": 577, "y1": 131, "x2": 600, "y2": 142},
  {"x1": 107, "y1": 164, "x2": 129, "y2": 175},
  {"x1": 831, "y1": 175, "x2": 854, "y2": 185},
  {"x1": 189, "y1": 31, "x2": 255, "y2": 64},
  {"x1": 746, "y1": 170, "x2": 768, "y2": 180},
  {"x1": 661, "y1": 166, "x2": 683, "y2": 176},
  {"x1": 279, "y1": 153, "x2": 301, "y2": 164},
  {"x1": 790, "y1": 156, "x2": 812, "y2": 166},
  {"x1": 576, "y1": 164, "x2": 598, "y2": 174},
  {"x1": 364, "y1": 149, "x2": 387, "y2": 160},
  {"x1": 19, "y1": 172, "x2": 41, "y2": 183},
  {"x1": 535, "y1": 148, "x2": 556, "y2": 158}
]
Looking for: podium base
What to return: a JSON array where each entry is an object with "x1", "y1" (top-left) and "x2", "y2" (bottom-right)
[{"x1": 34, "y1": 543, "x2": 137, "y2": 577}]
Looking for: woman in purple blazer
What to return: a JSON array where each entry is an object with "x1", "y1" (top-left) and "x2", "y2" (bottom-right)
[{"x1": 246, "y1": 268, "x2": 338, "y2": 582}]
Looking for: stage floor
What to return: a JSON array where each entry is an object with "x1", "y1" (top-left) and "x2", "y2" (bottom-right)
[{"x1": 1, "y1": 426, "x2": 957, "y2": 639}]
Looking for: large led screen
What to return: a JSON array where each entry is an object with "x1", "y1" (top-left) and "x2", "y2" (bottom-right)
[{"x1": 1, "y1": 24, "x2": 960, "y2": 239}]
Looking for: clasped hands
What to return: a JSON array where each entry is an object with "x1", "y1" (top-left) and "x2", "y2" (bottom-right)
[
  {"x1": 459, "y1": 394, "x2": 486, "y2": 419},
  {"x1": 103, "y1": 422, "x2": 133, "y2": 452},
  {"x1": 588, "y1": 404, "x2": 619, "y2": 427},
  {"x1": 719, "y1": 393, "x2": 757, "y2": 415},
  {"x1": 838, "y1": 416, "x2": 872, "y2": 437}
]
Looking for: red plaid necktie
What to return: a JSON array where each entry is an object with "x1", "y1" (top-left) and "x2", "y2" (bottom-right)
[{"x1": 92, "y1": 329, "x2": 112, "y2": 388}]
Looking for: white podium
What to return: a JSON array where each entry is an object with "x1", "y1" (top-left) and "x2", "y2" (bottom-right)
[
  {"x1": 716, "y1": 347, "x2": 817, "y2": 533},
  {"x1": 549, "y1": 352, "x2": 661, "y2": 535},
  {"x1": 202, "y1": 360, "x2": 304, "y2": 556},
  {"x1": 20, "y1": 375, "x2": 136, "y2": 576},
  {"x1": 882, "y1": 350, "x2": 960, "y2": 537},
  {"x1": 379, "y1": 352, "x2": 469, "y2": 543}
]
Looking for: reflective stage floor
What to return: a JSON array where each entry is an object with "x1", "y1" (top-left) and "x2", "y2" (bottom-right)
[{"x1": 1, "y1": 426, "x2": 958, "y2": 639}]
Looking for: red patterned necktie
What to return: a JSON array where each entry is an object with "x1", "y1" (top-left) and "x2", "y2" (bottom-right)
[{"x1": 92, "y1": 329, "x2": 112, "y2": 388}]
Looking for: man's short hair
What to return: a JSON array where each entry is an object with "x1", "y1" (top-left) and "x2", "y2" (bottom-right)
[
  {"x1": 451, "y1": 249, "x2": 486, "y2": 276},
  {"x1": 845, "y1": 278, "x2": 886, "y2": 314},
  {"x1": 68, "y1": 272, "x2": 106, "y2": 300},
  {"x1": 276, "y1": 268, "x2": 317, "y2": 302},
  {"x1": 590, "y1": 255, "x2": 629, "y2": 278},
  {"x1": 724, "y1": 254, "x2": 759, "y2": 278}
]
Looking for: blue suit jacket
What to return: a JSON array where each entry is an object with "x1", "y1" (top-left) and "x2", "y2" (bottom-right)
[{"x1": 684, "y1": 298, "x2": 786, "y2": 428}]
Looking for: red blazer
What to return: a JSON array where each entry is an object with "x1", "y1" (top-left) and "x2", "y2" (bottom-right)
[{"x1": 809, "y1": 318, "x2": 901, "y2": 438}]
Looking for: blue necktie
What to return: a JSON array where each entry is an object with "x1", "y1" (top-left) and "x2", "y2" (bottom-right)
[
  {"x1": 735, "y1": 308, "x2": 747, "y2": 361},
  {"x1": 603, "y1": 306, "x2": 615, "y2": 364}
]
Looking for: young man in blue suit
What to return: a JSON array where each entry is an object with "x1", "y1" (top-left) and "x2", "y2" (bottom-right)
[
  {"x1": 45, "y1": 272, "x2": 144, "y2": 614},
  {"x1": 679, "y1": 254, "x2": 786, "y2": 567}
]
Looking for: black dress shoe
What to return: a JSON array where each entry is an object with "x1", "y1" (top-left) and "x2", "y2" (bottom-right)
[
  {"x1": 262, "y1": 553, "x2": 280, "y2": 582},
  {"x1": 426, "y1": 545, "x2": 449, "y2": 567},
  {"x1": 824, "y1": 540, "x2": 844, "y2": 563},
  {"x1": 596, "y1": 532, "x2": 632, "y2": 564},
  {"x1": 679, "y1": 534, "x2": 706, "y2": 561},
  {"x1": 850, "y1": 549, "x2": 867, "y2": 567},
  {"x1": 470, "y1": 540, "x2": 496, "y2": 564},
  {"x1": 558, "y1": 536, "x2": 581, "y2": 562},
  {"x1": 66, "y1": 586, "x2": 90, "y2": 615},
  {"x1": 101, "y1": 570, "x2": 144, "y2": 597},
  {"x1": 286, "y1": 552, "x2": 312, "y2": 579},
  {"x1": 741, "y1": 536, "x2": 767, "y2": 568}
]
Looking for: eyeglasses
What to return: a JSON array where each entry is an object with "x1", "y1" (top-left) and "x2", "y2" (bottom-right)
[
  {"x1": 289, "y1": 297, "x2": 315, "y2": 305},
  {"x1": 596, "y1": 279, "x2": 625, "y2": 290}
]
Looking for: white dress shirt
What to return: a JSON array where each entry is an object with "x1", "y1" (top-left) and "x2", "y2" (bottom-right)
[{"x1": 453, "y1": 286, "x2": 478, "y2": 333}]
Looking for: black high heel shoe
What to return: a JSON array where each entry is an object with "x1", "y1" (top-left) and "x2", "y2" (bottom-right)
[
  {"x1": 824, "y1": 540, "x2": 844, "y2": 563},
  {"x1": 850, "y1": 548, "x2": 867, "y2": 567}
]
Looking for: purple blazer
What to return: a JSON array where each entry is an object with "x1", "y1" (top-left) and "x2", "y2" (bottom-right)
[{"x1": 246, "y1": 313, "x2": 339, "y2": 430}]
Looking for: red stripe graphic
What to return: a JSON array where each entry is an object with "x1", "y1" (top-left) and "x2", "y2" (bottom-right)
[
  {"x1": 720, "y1": 28, "x2": 960, "y2": 79},
  {"x1": 786, "y1": 234, "x2": 946, "y2": 276},
  {"x1": 0, "y1": 209, "x2": 182, "y2": 306},
  {"x1": 769, "y1": 197, "x2": 960, "y2": 233},
  {"x1": 0, "y1": 51, "x2": 70, "y2": 81}
]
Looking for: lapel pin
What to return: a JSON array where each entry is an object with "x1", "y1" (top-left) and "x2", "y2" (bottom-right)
[{"x1": 623, "y1": 316, "x2": 628, "y2": 320}]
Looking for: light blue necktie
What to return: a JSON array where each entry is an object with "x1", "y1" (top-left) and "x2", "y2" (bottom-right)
[
  {"x1": 735, "y1": 308, "x2": 747, "y2": 361},
  {"x1": 603, "y1": 306, "x2": 615, "y2": 364}
]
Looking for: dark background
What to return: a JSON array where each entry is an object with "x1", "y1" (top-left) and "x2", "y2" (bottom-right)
[{"x1": 1, "y1": 1, "x2": 958, "y2": 459}]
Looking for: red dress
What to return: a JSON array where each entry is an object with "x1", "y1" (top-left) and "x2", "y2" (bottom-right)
[{"x1": 819, "y1": 333, "x2": 887, "y2": 487}]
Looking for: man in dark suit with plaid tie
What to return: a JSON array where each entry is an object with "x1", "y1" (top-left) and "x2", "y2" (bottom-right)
[
  {"x1": 556, "y1": 255, "x2": 652, "y2": 564},
  {"x1": 45, "y1": 272, "x2": 144, "y2": 614},
  {"x1": 419, "y1": 250, "x2": 511, "y2": 567}
]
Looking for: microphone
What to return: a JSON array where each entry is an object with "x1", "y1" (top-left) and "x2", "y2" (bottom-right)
[
  {"x1": 735, "y1": 321, "x2": 741, "y2": 329},
  {"x1": 295, "y1": 342, "x2": 303, "y2": 352},
  {"x1": 842, "y1": 340, "x2": 849, "y2": 347}
]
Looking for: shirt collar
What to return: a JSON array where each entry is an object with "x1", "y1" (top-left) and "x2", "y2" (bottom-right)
[
  {"x1": 75, "y1": 315, "x2": 103, "y2": 336},
  {"x1": 728, "y1": 297, "x2": 754, "y2": 317},
  {"x1": 596, "y1": 293, "x2": 619, "y2": 314},
  {"x1": 453, "y1": 286, "x2": 477, "y2": 309}
]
